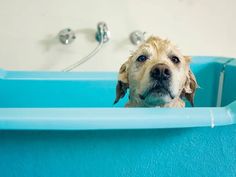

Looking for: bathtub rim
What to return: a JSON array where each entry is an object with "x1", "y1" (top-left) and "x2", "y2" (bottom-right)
[{"x1": 0, "y1": 56, "x2": 235, "y2": 130}]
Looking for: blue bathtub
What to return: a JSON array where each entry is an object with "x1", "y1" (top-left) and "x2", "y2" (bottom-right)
[{"x1": 0, "y1": 56, "x2": 235, "y2": 177}]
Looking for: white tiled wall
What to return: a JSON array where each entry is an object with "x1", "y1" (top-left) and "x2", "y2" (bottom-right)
[{"x1": 0, "y1": 0, "x2": 235, "y2": 71}]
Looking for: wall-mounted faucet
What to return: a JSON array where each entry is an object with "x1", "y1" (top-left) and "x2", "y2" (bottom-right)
[
  {"x1": 95, "y1": 22, "x2": 110, "y2": 43},
  {"x1": 60, "y1": 22, "x2": 110, "y2": 71}
]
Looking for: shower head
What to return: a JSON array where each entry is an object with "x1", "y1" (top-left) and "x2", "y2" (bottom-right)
[{"x1": 95, "y1": 22, "x2": 110, "y2": 43}]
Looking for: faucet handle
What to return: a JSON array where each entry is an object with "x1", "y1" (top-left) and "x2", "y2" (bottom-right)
[
  {"x1": 58, "y1": 28, "x2": 76, "y2": 45},
  {"x1": 129, "y1": 30, "x2": 145, "y2": 45},
  {"x1": 95, "y1": 22, "x2": 110, "y2": 43}
]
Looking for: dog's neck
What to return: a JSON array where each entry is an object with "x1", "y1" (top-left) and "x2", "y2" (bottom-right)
[{"x1": 125, "y1": 97, "x2": 185, "y2": 108}]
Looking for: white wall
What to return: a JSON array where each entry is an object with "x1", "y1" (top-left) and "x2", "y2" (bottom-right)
[{"x1": 0, "y1": 0, "x2": 235, "y2": 71}]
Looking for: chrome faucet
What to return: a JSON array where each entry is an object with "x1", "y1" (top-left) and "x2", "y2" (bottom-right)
[
  {"x1": 95, "y1": 22, "x2": 110, "y2": 43},
  {"x1": 61, "y1": 22, "x2": 110, "y2": 71}
]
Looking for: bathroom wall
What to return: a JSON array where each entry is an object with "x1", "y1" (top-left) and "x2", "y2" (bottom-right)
[{"x1": 0, "y1": 0, "x2": 235, "y2": 71}]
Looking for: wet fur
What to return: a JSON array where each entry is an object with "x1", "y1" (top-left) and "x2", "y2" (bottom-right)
[{"x1": 114, "y1": 36, "x2": 197, "y2": 108}]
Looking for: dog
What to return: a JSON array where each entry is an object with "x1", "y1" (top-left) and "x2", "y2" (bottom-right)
[{"x1": 114, "y1": 36, "x2": 198, "y2": 108}]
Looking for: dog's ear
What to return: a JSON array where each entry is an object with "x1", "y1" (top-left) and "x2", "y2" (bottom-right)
[
  {"x1": 114, "y1": 61, "x2": 130, "y2": 104},
  {"x1": 181, "y1": 68, "x2": 198, "y2": 107}
]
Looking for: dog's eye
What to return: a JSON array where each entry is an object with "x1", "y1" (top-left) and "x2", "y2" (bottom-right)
[
  {"x1": 137, "y1": 55, "x2": 148, "y2": 62},
  {"x1": 170, "y1": 55, "x2": 180, "y2": 64}
]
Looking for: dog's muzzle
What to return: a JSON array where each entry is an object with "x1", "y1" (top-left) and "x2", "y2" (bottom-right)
[
  {"x1": 139, "y1": 63, "x2": 174, "y2": 101},
  {"x1": 149, "y1": 63, "x2": 172, "y2": 97}
]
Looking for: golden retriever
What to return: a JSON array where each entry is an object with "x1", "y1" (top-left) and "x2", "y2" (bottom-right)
[{"x1": 114, "y1": 36, "x2": 198, "y2": 107}]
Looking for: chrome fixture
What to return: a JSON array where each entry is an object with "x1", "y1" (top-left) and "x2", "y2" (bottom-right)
[
  {"x1": 216, "y1": 59, "x2": 234, "y2": 107},
  {"x1": 58, "y1": 28, "x2": 76, "y2": 45},
  {"x1": 129, "y1": 31, "x2": 145, "y2": 45},
  {"x1": 62, "y1": 22, "x2": 110, "y2": 72},
  {"x1": 95, "y1": 22, "x2": 110, "y2": 43}
]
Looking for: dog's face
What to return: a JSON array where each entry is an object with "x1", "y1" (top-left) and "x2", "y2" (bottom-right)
[{"x1": 114, "y1": 36, "x2": 197, "y2": 107}]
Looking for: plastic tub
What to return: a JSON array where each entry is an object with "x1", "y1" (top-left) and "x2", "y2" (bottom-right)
[{"x1": 0, "y1": 56, "x2": 235, "y2": 176}]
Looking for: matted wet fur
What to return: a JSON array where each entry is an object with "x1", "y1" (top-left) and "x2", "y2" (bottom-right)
[{"x1": 114, "y1": 36, "x2": 198, "y2": 108}]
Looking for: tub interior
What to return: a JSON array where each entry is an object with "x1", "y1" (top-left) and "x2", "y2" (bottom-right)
[{"x1": 0, "y1": 56, "x2": 235, "y2": 108}]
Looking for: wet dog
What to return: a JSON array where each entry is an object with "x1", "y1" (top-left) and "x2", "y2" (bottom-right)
[{"x1": 114, "y1": 36, "x2": 197, "y2": 107}]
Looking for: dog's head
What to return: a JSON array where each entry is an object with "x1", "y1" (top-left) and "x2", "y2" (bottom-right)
[{"x1": 114, "y1": 36, "x2": 198, "y2": 107}]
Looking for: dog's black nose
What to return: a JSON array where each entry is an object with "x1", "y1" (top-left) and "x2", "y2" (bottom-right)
[{"x1": 150, "y1": 64, "x2": 171, "y2": 81}]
